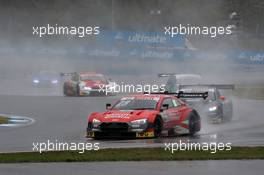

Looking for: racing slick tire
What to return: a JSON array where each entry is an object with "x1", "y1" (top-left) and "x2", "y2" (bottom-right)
[
  {"x1": 188, "y1": 111, "x2": 200, "y2": 136},
  {"x1": 153, "y1": 116, "x2": 163, "y2": 138},
  {"x1": 75, "y1": 84, "x2": 80, "y2": 96},
  {"x1": 168, "y1": 128, "x2": 175, "y2": 137}
]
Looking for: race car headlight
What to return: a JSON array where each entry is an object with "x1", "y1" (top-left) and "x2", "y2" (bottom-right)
[
  {"x1": 33, "y1": 79, "x2": 39, "y2": 84},
  {"x1": 79, "y1": 82, "x2": 91, "y2": 90},
  {"x1": 131, "y1": 119, "x2": 148, "y2": 128},
  {"x1": 84, "y1": 86, "x2": 92, "y2": 90},
  {"x1": 92, "y1": 118, "x2": 101, "y2": 128},
  {"x1": 51, "y1": 80, "x2": 58, "y2": 84},
  {"x1": 209, "y1": 106, "x2": 218, "y2": 111},
  {"x1": 92, "y1": 118, "x2": 101, "y2": 124}
]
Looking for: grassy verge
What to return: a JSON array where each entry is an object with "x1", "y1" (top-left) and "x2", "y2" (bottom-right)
[
  {"x1": 0, "y1": 116, "x2": 8, "y2": 124},
  {"x1": 0, "y1": 147, "x2": 264, "y2": 163}
]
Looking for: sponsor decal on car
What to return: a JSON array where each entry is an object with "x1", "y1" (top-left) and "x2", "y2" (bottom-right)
[
  {"x1": 104, "y1": 113, "x2": 131, "y2": 119},
  {"x1": 136, "y1": 131, "x2": 154, "y2": 138},
  {"x1": 87, "y1": 132, "x2": 95, "y2": 137}
]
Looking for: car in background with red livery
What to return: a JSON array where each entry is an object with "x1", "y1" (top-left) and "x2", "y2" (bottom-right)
[
  {"x1": 86, "y1": 92, "x2": 207, "y2": 139},
  {"x1": 62, "y1": 72, "x2": 115, "y2": 96}
]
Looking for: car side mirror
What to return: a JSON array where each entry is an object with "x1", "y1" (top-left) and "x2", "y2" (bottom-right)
[
  {"x1": 219, "y1": 95, "x2": 225, "y2": 101},
  {"x1": 160, "y1": 104, "x2": 169, "y2": 112},
  {"x1": 106, "y1": 103, "x2": 111, "y2": 110}
]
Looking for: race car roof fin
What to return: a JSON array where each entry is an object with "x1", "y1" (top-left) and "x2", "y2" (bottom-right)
[{"x1": 60, "y1": 72, "x2": 76, "y2": 77}]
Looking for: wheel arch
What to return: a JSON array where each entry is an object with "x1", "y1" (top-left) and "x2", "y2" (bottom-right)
[{"x1": 147, "y1": 112, "x2": 163, "y2": 124}]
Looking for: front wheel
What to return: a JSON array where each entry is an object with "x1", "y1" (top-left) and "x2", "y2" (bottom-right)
[
  {"x1": 189, "y1": 112, "x2": 200, "y2": 136},
  {"x1": 75, "y1": 84, "x2": 80, "y2": 96},
  {"x1": 153, "y1": 117, "x2": 162, "y2": 138}
]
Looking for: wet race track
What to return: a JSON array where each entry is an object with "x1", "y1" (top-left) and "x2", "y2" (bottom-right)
[
  {"x1": 0, "y1": 92, "x2": 264, "y2": 153},
  {"x1": 1, "y1": 160, "x2": 264, "y2": 175}
]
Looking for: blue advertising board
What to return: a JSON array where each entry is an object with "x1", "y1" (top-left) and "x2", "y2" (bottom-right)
[
  {"x1": 87, "y1": 30, "x2": 187, "y2": 59},
  {"x1": 231, "y1": 51, "x2": 264, "y2": 64}
]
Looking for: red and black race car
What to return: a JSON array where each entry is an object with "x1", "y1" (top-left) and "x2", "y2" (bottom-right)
[
  {"x1": 87, "y1": 92, "x2": 207, "y2": 139},
  {"x1": 62, "y1": 72, "x2": 115, "y2": 96}
]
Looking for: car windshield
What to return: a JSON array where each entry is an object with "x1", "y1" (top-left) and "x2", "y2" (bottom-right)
[
  {"x1": 112, "y1": 98, "x2": 158, "y2": 110},
  {"x1": 80, "y1": 75, "x2": 106, "y2": 82}
]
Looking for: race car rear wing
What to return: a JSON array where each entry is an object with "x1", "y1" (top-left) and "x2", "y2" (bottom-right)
[
  {"x1": 60, "y1": 72, "x2": 76, "y2": 77},
  {"x1": 179, "y1": 84, "x2": 235, "y2": 90},
  {"x1": 158, "y1": 73, "x2": 176, "y2": 77},
  {"x1": 144, "y1": 91, "x2": 208, "y2": 100},
  {"x1": 158, "y1": 73, "x2": 202, "y2": 79}
]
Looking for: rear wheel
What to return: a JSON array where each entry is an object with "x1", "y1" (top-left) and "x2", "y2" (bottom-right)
[
  {"x1": 153, "y1": 117, "x2": 162, "y2": 138},
  {"x1": 75, "y1": 84, "x2": 80, "y2": 96},
  {"x1": 189, "y1": 112, "x2": 200, "y2": 136}
]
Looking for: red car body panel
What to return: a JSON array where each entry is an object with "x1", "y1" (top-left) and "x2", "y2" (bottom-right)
[
  {"x1": 86, "y1": 94, "x2": 201, "y2": 138},
  {"x1": 63, "y1": 72, "x2": 110, "y2": 96}
]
